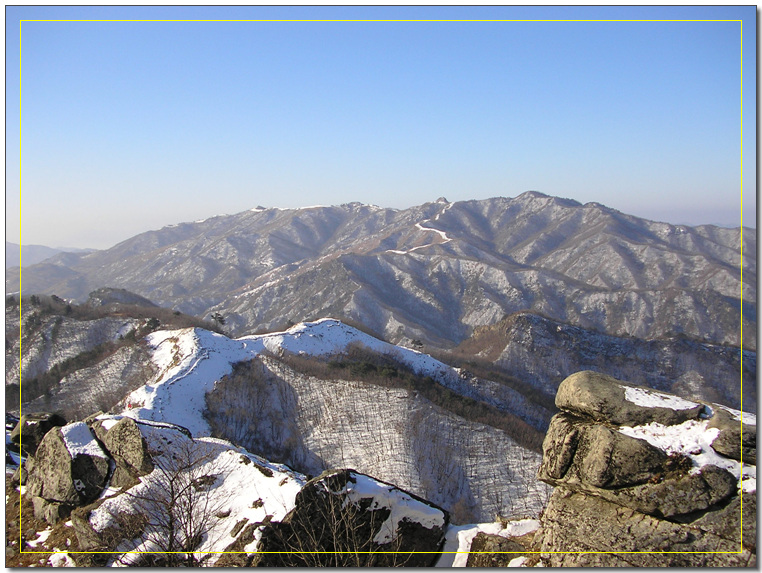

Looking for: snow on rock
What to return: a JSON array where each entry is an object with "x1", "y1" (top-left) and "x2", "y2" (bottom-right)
[
  {"x1": 88, "y1": 425, "x2": 306, "y2": 566},
  {"x1": 435, "y1": 519, "x2": 540, "y2": 567},
  {"x1": 327, "y1": 471, "x2": 445, "y2": 544},
  {"x1": 618, "y1": 419, "x2": 755, "y2": 493},
  {"x1": 623, "y1": 386, "x2": 701, "y2": 411},
  {"x1": 716, "y1": 404, "x2": 757, "y2": 426},
  {"x1": 60, "y1": 422, "x2": 108, "y2": 459}
]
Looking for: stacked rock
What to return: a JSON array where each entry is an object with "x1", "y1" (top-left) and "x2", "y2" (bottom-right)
[{"x1": 533, "y1": 371, "x2": 756, "y2": 567}]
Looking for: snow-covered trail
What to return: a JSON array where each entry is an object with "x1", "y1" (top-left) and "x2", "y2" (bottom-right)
[{"x1": 388, "y1": 202, "x2": 454, "y2": 256}]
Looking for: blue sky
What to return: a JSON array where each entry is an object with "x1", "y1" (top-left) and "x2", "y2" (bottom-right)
[{"x1": 6, "y1": 5, "x2": 756, "y2": 249}]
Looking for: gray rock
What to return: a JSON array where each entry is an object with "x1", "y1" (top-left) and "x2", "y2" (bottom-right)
[
  {"x1": 555, "y1": 371, "x2": 704, "y2": 426},
  {"x1": 30, "y1": 496, "x2": 72, "y2": 525},
  {"x1": 536, "y1": 488, "x2": 755, "y2": 567},
  {"x1": 11, "y1": 463, "x2": 27, "y2": 487},
  {"x1": 539, "y1": 412, "x2": 739, "y2": 519},
  {"x1": 25, "y1": 424, "x2": 110, "y2": 514},
  {"x1": 68, "y1": 499, "x2": 142, "y2": 567},
  {"x1": 98, "y1": 417, "x2": 154, "y2": 488},
  {"x1": 598, "y1": 464, "x2": 738, "y2": 518},
  {"x1": 708, "y1": 406, "x2": 756, "y2": 465},
  {"x1": 538, "y1": 412, "x2": 669, "y2": 488},
  {"x1": 465, "y1": 532, "x2": 528, "y2": 567},
  {"x1": 10, "y1": 412, "x2": 66, "y2": 455},
  {"x1": 689, "y1": 492, "x2": 756, "y2": 550},
  {"x1": 214, "y1": 522, "x2": 261, "y2": 567},
  {"x1": 252, "y1": 469, "x2": 448, "y2": 567},
  {"x1": 70, "y1": 501, "x2": 106, "y2": 552}
]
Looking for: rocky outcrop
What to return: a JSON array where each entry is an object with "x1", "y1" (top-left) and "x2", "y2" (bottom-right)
[
  {"x1": 92, "y1": 416, "x2": 154, "y2": 488},
  {"x1": 530, "y1": 371, "x2": 756, "y2": 567},
  {"x1": 554, "y1": 370, "x2": 705, "y2": 425},
  {"x1": 465, "y1": 531, "x2": 532, "y2": 567},
  {"x1": 252, "y1": 469, "x2": 448, "y2": 567},
  {"x1": 708, "y1": 405, "x2": 757, "y2": 465},
  {"x1": 25, "y1": 422, "x2": 111, "y2": 524},
  {"x1": 22, "y1": 416, "x2": 157, "y2": 526}
]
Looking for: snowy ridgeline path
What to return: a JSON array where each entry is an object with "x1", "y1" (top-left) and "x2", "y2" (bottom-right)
[{"x1": 122, "y1": 319, "x2": 460, "y2": 438}]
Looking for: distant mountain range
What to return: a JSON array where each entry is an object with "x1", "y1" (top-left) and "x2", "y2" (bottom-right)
[
  {"x1": 5, "y1": 242, "x2": 95, "y2": 269},
  {"x1": 6, "y1": 192, "x2": 755, "y2": 350}
]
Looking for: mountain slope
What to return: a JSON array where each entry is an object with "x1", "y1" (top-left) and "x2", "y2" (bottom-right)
[
  {"x1": 8, "y1": 193, "x2": 754, "y2": 350},
  {"x1": 11, "y1": 315, "x2": 551, "y2": 522},
  {"x1": 449, "y1": 311, "x2": 755, "y2": 413}
]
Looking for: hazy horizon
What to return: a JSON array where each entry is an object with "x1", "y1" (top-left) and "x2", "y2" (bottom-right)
[
  {"x1": 6, "y1": 192, "x2": 755, "y2": 253},
  {"x1": 7, "y1": 5, "x2": 756, "y2": 250}
]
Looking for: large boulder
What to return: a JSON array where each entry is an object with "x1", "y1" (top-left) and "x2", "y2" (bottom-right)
[
  {"x1": 10, "y1": 412, "x2": 66, "y2": 455},
  {"x1": 95, "y1": 417, "x2": 154, "y2": 488},
  {"x1": 25, "y1": 422, "x2": 110, "y2": 523},
  {"x1": 69, "y1": 497, "x2": 147, "y2": 567},
  {"x1": 538, "y1": 412, "x2": 737, "y2": 518},
  {"x1": 252, "y1": 469, "x2": 448, "y2": 567},
  {"x1": 538, "y1": 412, "x2": 669, "y2": 488},
  {"x1": 591, "y1": 464, "x2": 738, "y2": 518},
  {"x1": 555, "y1": 371, "x2": 704, "y2": 426},
  {"x1": 708, "y1": 405, "x2": 757, "y2": 465},
  {"x1": 532, "y1": 371, "x2": 756, "y2": 566}
]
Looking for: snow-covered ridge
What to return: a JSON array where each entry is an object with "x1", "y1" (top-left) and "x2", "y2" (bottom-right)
[{"x1": 122, "y1": 319, "x2": 460, "y2": 438}]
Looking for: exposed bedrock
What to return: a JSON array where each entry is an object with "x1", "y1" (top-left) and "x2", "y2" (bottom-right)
[{"x1": 529, "y1": 371, "x2": 756, "y2": 567}]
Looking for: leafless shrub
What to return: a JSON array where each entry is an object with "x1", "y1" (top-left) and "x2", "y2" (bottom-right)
[
  {"x1": 105, "y1": 439, "x2": 235, "y2": 567},
  {"x1": 255, "y1": 477, "x2": 417, "y2": 567}
]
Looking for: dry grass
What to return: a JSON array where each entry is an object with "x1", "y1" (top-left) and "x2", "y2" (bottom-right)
[{"x1": 5, "y1": 476, "x2": 80, "y2": 567}]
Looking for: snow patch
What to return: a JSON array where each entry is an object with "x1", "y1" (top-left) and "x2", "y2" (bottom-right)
[
  {"x1": 60, "y1": 422, "x2": 108, "y2": 459},
  {"x1": 623, "y1": 386, "x2": 700, "y2": 411},
  {"x1": 618, "y1": 419, "x2": 755, "y2": 493},
  {"x1": 436, "y1": 519, "x2": 539, "y2": 567},
  {"x1": 716, "y1": 404, "x2": 756, "y2": 426},
  {"x1": 332, "y1": 473, "x2": 445, "y2": 544},
  {"x1": 48, "y1": 552, "x2": 75, "y2": 567},
  {"x1": 26, "y1": 527, "x2": 52, "y2": 548}
]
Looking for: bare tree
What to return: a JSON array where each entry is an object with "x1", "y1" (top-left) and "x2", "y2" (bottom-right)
[{"x1": 106, "y1": 438, "x2": 234, "y2": 567}]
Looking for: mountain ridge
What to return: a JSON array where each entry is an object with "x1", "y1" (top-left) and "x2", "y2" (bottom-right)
[{"x1": 7, "y1": 193, "x2": 754, "y2": 350}]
